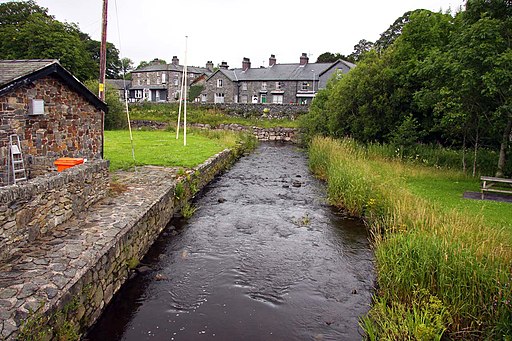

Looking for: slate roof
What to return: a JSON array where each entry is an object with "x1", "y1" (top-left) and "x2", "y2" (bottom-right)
[
  {"x1": 135, "y1": 63, "x2": 212, "y2": 75},
  {"x1": 0, "y1": 59, "x2": 107, "y2": 112},
  {"x1": 0, "y1": 59, "x2": 58, "y2": 86},
  {"x1": 212, "y1": 59, "x2": 354, "y2": 82},
  {"x1": 106, "y1": 79, "x2": 131, "y2": 90}
]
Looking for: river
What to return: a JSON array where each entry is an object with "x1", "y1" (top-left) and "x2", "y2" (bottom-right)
[{"x1": 86, "y1": 142, "x2": 374, "y2": 341}]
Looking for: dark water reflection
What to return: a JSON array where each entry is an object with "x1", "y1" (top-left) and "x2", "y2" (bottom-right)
[{"x1": 86, "y1": 143, "x2": 375, "y2": 341}]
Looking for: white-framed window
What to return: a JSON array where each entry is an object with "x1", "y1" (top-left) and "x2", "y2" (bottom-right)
[
  {"x1": 214, "y1": 93, "x2": 225, "y2": 103},
  {"x1": 146, "y1": 77, "x2": 150, "y2": 85},
  {"x1": 301, "y1": 82, "x2": 308, "y2": 90},
  {"x1": 261, "y1": 82, "x2": 267, "y2": 91},
  {"x1": 275, "y1": 81, "x2": 283, "y2": 90},
  {"x1": 174, "y1": 78, "x2": 179, "y2": 86},
  {"x1": 201, "y1": 94, "x2": 207, "y2": 103},
  {"x1": 272, "y1": 94, "x2": 283, "y2": 104},
  {"x1": 162, "y1": 73, "x2": 166, "y2": 83},
  {"x1": 135, "y1": 90, "x2": 143, "y2": 99},
  {"x1": 217, "y1": 79, "x2": 223, "y2": 88},
  {"x1": 241, "y1": 82, "x2": 247, "y2": 91}
]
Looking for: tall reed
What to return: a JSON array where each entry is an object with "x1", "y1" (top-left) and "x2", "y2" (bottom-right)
[{"x1": 309, "y1": 136, "x2": 512, "y2": 339}]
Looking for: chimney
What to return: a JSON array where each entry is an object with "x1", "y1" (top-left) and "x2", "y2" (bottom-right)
[
  {"x1": 220, "y1": 61, "x2": 229, "y2": 69},
  {"x1": 269, "y1": 54, "x2": 276, "y2": 67},
  {"x1": 172, "y1": 56, "x2": 179, "y2": 66},
  {"x1": 299, "y1": 52, "x2": 309, "y2": 66},
  {"x1": 149, "y1": 58, "x2": 161, "y2": 66},
  {"x1": 242, "y1": 57, "x2": 251, "y2": 71},
  {"x1": 206, "y1": 60, "x2": 214, "y2": 72}
]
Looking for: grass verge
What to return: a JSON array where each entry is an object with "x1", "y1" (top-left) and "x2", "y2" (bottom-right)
[{"x1": 309, "y1": 136, "x2": 512, "y2": 340}]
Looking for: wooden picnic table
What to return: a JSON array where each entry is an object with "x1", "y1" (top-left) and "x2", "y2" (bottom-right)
[{"x1": 481, "y1": 176, "x2": 512, "y2": 199}]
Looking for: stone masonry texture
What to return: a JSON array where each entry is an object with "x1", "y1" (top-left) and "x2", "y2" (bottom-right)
[{"x1": 0, "y1": 147, "x2": 240, "y2": 340}]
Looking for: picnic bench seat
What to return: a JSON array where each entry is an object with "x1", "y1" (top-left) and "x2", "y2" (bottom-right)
[{"x1": 481, "y1": 176, "x2": 512, "y2": 199}]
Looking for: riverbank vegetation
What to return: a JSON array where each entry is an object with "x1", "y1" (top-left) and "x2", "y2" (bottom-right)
[
  {"x1": 129, "y1": 103, "x2": 300, "y2": 129},
  {"x1": 104, "y1": 128, "x2": 256, "y2": 171},
  {"x1": 302, "y1": 1, "x2": 512, "y2": 177},
  {"x1": 309, "y1": 137, "x2": 511, "y2": 339}
]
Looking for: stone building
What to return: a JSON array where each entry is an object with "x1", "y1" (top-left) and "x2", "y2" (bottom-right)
[
  {"x1": 0, "y1": 59, "x2": 107, "y2": 186},
  {"x1": 129, "y1": 57, "x2": 213, "y2": 102},
  {"x1": 201, "y1": 53, "x2": 354, "y2": 105}
]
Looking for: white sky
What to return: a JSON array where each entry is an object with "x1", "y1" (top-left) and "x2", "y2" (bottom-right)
[{"x1": 7, "y1": 0, "x2": 465, "y2": 69}]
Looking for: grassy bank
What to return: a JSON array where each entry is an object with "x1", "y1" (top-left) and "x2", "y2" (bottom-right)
[
  {"x1": 309, "y1": 137, "x2": 512, "y2": 340},
  {"x1": 128, "y1": 103, "x2": 300, "y2": 129},
  {"x1": 104, "y1": 128, "x2": 256, "y2": 171}
]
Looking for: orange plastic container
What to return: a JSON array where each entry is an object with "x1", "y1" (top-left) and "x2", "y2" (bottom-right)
[{"x1": 54, "y1": 157, "x2": 84, "y2": 172}]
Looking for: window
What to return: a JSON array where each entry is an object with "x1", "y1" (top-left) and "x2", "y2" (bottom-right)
[
  {"x1": 261, "y1": 82, "x2": 267, "y2": 91},
  {"x1": 162, "y1": 73, "x2": 166, "y2": 84},
  {"x1": 214, "y1": 93, "x2": 225, "y2": 103},
  {"x1": 275, "y1": 82, "x2": 283, "y2": 90},
  {"x1": 135, "y1": 90, "x2": 143, "y2": 99},
  {"x1": 146, "y1": 77, "x2": 150, "y2": 85},
  {"x1": 241, "y1": 95, "x2": 248, "y2": 103},
  {"x1": 138, "y1": 79, "x2": 142, "y2": 86},
  {"x1": 217, "y1": 79, "x2": 223, "y2": 88},
  {"x1": 241, "y1": 82, "x2": 247, "y2": 91},
  {"x1": 272, "y1": 95, "x2": 283, "y2": 104},
  {"x1": 174, "y1": 78, "x2": 179, "y2": 86},
  {"x1": 201, "y1": 94, "x2": 207, "y2": 103},
  {"x1": 301, "y1": 82, "x2": 309, "y2": 91}
]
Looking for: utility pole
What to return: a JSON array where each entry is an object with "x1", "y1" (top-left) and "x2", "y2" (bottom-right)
[{"x1": 99, "y1": 0, "x2": 108, "y2": 101}]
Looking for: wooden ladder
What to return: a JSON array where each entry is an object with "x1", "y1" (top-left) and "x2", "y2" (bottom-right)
[{"x1": 8, "y1": 134, "x2": 27, "y2": 185}]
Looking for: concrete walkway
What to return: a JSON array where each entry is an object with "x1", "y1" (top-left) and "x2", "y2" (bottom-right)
[{"x1": 0, "y1": 166, "x2": 180, "y2": 340}]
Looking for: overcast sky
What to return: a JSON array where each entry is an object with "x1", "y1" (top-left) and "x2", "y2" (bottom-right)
[{"x1": 23, "y1": 0, "x2": 465, "y2": 69}]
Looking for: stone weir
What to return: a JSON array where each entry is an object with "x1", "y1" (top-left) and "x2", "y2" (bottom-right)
[{"x1": 0, "y1": 148, "x2": 242, "y2": 340}]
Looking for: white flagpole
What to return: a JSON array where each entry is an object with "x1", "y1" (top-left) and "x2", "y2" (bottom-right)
[{"x1": 184, "y1": 36, "x2": 188, "y2": 146}]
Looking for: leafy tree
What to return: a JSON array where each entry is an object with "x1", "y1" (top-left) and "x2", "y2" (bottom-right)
[
  {"x1": 316, "y1": 52, "x2": 355, "y2": 63},
  {"x1": 120, "y1": 57, "x2": 134, "y2": 79},
  {"x1": 375, "y1": 10, "x2": 422, "y2": 52},
  {"x1": 349, "y1": 39, "x2": 374, "y2": 62},
  {"x1": 0, "y1": 1, "x2": 96, "y2": 80}
]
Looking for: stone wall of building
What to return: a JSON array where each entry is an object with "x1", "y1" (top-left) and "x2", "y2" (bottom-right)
[
  {"x1": 0, "y1": 160, "x2": 109, "y2": 262},
  {"x1": 202, "y1": 72, "x2": 237, "y2": 104},
  {"x1": 0, "y1": 75, "x2": 104, "y2": 186},
  {"x1": 195, "y1": 103, "x2": 308, "y2": 120}
]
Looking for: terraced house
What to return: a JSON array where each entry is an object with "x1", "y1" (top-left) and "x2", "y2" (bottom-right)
[
  {"x1": 201, "y1": 53, "x2": 354, "y2": 105},
  {"x1": 129, "y1": 56, "x2": 213, "y2": 102}
]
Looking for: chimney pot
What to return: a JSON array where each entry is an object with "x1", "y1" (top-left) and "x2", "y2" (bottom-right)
[
  {"x1": 269, "y1": 54, "x2": 276, "y2": 66},
  {"x1": 300, "y1": 53, "x2": 309, "y2": 66}
]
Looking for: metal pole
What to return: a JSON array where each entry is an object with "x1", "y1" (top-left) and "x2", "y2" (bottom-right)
[{"x1": 184, "y1": 36, "x2": 188, "y2": 146}]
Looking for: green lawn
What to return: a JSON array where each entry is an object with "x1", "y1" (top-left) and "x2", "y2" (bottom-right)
[
  {"x1": 104, "y1": 129, "x2": 240, "y2": 171},
  {"x1": 405, "y1": 172, "x2": 512, "y2": 230}
]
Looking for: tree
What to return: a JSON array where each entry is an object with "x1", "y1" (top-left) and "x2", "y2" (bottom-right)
[
  {"x1": 120, "y1": 57, "x2": 134, "y2": 79},
  {"x1": 375, "y1": 10, "x2": 422, "y2": 52},
  {"x1": 0, "y1": 1, "x2": 97, "y2": 80},
  {"x1": 316, "y1": 52, "x2": 355, "y2": 64},
  {"x1": 349, "y1": 39, "x2": 374, "y2": 62}
]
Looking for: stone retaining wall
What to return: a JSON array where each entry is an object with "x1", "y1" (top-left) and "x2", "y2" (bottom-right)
[
  {"x1": 130, "y1": 120, "x2": 300, "y2": 143},
  {"x1": 0, "y1": 160, "x2": 109, "y2": 262},
  {"x1": 26, "y1": 148, "x2": 241, "y2": 339}
]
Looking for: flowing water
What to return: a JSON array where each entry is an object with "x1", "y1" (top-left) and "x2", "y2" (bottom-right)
[{"x1": 86, "y1": 143, "x2": 375, "y2": 341}]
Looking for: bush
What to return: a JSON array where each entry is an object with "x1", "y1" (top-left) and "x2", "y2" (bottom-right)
[{"x1": 85, "y1": 80, "x2": 127, "y2": 130}]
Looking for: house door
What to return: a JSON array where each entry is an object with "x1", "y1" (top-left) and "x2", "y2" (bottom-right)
[{"x1": 252, "y1": 95, "x2": 258, "y2": 103}]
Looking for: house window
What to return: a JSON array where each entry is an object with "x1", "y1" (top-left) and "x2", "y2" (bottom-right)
[
  {"x1": 217, "y1": 79, "x2": 223, "y2": 88},
  {"x1": 275, "y1": 82, "x2": 283, "y2": 90},
  {"x1": 272, "y1": 95, "x2": 283, "y2": 104},
  {"x1": 241, "y1": 82, "x2": 247, "y2": 91},
  {"x1": 241, "y1": 95, "x2": 248, "y2": 103},
  {"x1": 146, "y1": 77, "x2": 150, "y2": 85},
  {"x1": 135, "y1": 90, "x2": 143, "y2": 99},
  {"x1": 301, "y1": 82, "x2": 309, "y2": 91},
  {"x1": 162, "y1": 73, "x2": 166, "y2": 83},
  {"x1": 261, "y1": 82, "x2": 267, "y2": 91},
  {"x1": 174, "y1": 78, "x2": 179, "y2": 86},
  {"x1": 138, "y1": 79, "x2": 142, "y2": 86},
  {"x1": 201, "y1": 94, "x2": 207, "y2": 103},
  {"x1": 214, "y1": 93, "x2": 225, "y2": 103},
  {"x1": 260, "y1": 94, "x2": 267, "y2": 103}
]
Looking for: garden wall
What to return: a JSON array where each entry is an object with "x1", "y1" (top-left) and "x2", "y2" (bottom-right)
[{"x1": 0, "y1": 160, "x2": 109, "y2": 262}]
